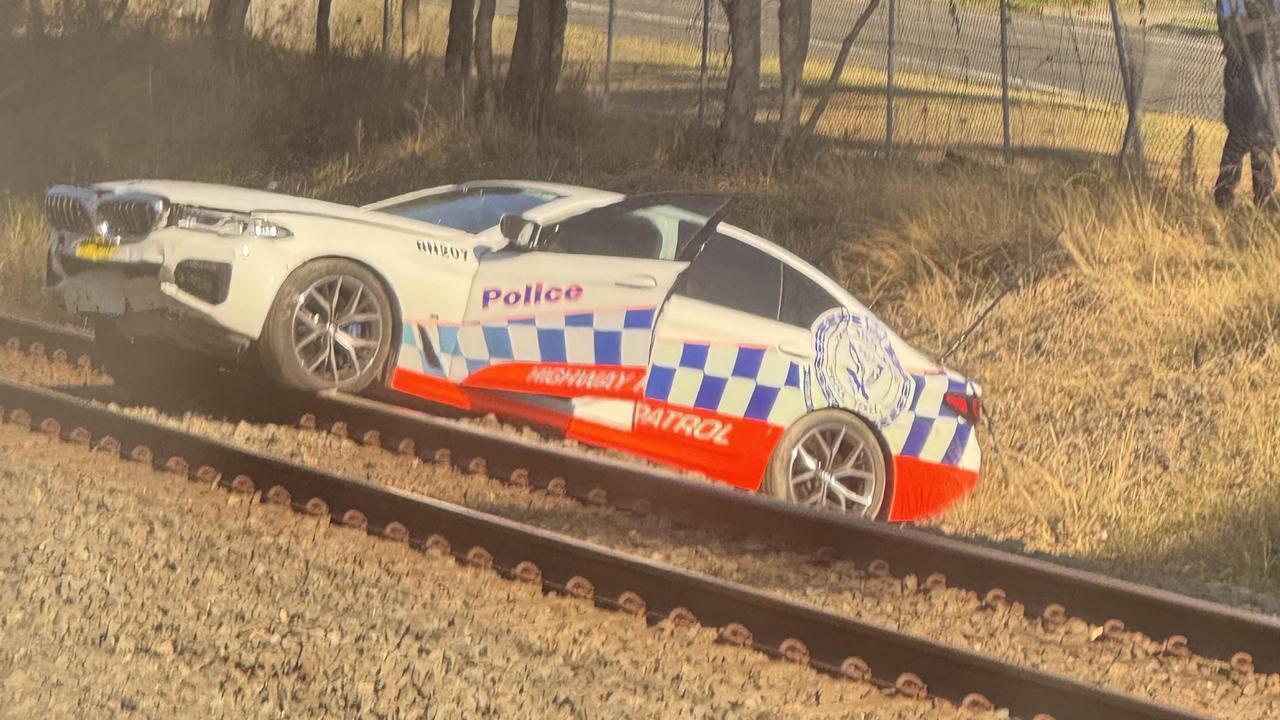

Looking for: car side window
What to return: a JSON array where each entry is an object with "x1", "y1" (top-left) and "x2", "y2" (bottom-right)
[
  {"x1": 540, "y1": 207, "x2": 667, "y2": 260},
  {"x1": 677, "y1": 234, "x2": 782, "y2": 320},
  {"x1": 780, "y1": 263, "x2": 842, "y2": 328}
]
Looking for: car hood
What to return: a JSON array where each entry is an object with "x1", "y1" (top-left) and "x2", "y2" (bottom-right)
[{"x1": 94, "y1": 180, "x2": 476, "y2": 241}]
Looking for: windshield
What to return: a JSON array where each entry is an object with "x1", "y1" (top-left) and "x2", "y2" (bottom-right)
[{"x1": 380, "y1": 186, "x2": 562, "y2": 233}]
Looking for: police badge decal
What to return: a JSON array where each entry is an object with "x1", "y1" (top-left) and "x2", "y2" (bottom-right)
[{"x1": 806, "y1": 308, "x2": 914, "y2": 427}]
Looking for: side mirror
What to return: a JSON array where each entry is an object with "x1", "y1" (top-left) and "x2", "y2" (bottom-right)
[{"x1": 499, "y1": 214, "x2": 538, "y2": 249}]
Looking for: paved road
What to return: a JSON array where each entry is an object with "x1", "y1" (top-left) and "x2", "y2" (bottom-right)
[{"x1": 450, "y1": 0, "x2": 1226, "y2": 119}]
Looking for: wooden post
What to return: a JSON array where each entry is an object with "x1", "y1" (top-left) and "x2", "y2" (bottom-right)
[
  {"x1": 1108, "y1": 0, "x2": 1144, "y2": 168},
  {"x1": 886, "y1": 0, "x2": 896, "y2": 151},
  {"x1": 999, "y1": 0, "x2": 1012, "y2": 162}
]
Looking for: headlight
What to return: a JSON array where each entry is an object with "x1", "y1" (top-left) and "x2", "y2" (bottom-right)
[{"x1": 169, "y1": 205, "x2": 292, "y2": 239}]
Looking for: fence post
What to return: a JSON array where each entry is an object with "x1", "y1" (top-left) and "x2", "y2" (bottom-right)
[
  {"x1": 604, "y1": 0, "x2": 617, "y2": 102},
  {"x1": 699, "y1": 0, "x2": 711, "y2": 123},
  {"x1": 999, "y1": 0, "x2": 1012, "y2": 162},
  {"x1": 383, "y1": 0, "x2": 393, "y2": 56},
  {"x1": 400, "y1": 0, "x2": 409, "y2": 61},
  {"x1": 1107, "y1": 0, "x2": 1144, "y2": 168},
  {"x1": 886, "y1": 0, "x2": 896, "y2": 151}
]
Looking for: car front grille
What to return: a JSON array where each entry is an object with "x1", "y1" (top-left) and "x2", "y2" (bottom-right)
[
  {"x1": 44, "y1": 186, "x2": 96, "y2": 235},
  {"x1": 44, "y1": 186, "x2": 169, "y2": 242},
  {"x1": 97, "y1": 195, "x2": 168, "y2": 237}
]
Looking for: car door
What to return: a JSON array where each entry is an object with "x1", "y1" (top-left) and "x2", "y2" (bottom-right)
[
  {"x1": 635, "y1": 231, "x2": 820, "y2": 489},
  {"x1": 447, "y1": 195, "x2": 729, "y2": 416}
]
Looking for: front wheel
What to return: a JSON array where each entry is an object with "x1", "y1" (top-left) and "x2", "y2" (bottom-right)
[
  {"x1": 259, "y1": 259, "x2": 394, "y2": 393},
  {"x1": 763, "y1": 410, "x2": 890, "y2": 519}
]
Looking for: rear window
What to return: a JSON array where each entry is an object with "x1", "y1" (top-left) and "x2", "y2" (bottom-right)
[
  {"x1": 679, "y1": 234, "x2": 782, "y2": 319},
  {"x1": 381, "y1": 186, "x2": 561, "y2": 233},
  {"x1": 780, "y1": 264, "x2": 842, "y2": 328}
]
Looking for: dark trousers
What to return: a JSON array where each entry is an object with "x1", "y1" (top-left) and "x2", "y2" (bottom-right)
[{"x1": 1215, "y1": 50, "x2": 1277, "y2": 207}]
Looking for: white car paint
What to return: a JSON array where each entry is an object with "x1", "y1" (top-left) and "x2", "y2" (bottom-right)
[{"x1": 44, "y1": 177, "x2": 983, "y2": 522}]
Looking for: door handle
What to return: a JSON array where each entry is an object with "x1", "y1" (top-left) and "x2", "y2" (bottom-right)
[
  {"x1": 777, "y1": 341, "x2": 815, "y2": 361},
  {"x1": 614, "y1": 274, "x2": 658, "y2": 289}
]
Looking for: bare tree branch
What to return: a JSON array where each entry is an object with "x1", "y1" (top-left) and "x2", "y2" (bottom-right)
[{"x1": 801, "y1": 0, "x2": 882, "y2": 138}]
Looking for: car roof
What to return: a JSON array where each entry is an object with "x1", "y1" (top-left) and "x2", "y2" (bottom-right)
[{"x1": 362, "y1": 179, "x2": 620, "y2": 213}]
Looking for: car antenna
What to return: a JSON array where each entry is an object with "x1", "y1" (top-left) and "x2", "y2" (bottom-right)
[{"x1": 939, "y1": 282, "x2": 1015, "y2": 364}]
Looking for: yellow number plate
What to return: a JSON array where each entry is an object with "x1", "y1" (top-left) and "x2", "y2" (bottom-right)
[{"x1": 74, "y1": 236, "x2": 118, "y2": 263}]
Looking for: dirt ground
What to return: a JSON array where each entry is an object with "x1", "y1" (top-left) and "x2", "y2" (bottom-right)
[
  {"x1": 0, "y1": 421, "x2": 960, "y2": 719},
  {"x1": 2, "y1": 347, "x2": 1279, "y2": 718}
]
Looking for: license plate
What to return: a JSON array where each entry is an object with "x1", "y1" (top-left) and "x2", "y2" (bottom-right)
[{"x1": 74, "y1": 235, "x2": 119, "y2": 263}]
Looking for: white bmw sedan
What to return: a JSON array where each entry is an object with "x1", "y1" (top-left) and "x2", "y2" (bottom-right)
[{"x1": 44, "y1": 179, "x2": 982, "y2": 521}]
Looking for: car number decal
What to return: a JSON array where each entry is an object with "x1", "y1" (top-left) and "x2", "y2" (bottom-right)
[{"x1": 415, "y1": 240, "x2": 468, "y2": 261}]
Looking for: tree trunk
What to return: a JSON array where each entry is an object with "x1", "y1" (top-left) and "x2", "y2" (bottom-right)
[
  {"x1": 474, "y1": 0, "x2": 498, "y2": 116},
  {"x1": 801, "y1": 0, "x2": 881, "y2": 138},
  {"x1": 545, "y1": 0, "x2": 568, "y2": 95},
  {"x1": 506, "y1": 0, "x2": 544, "y2": 105},
  {"x1": 207, "y1": 0, "x2": 229, "y2": 32},
  {"x1": 503, "y1": 0, "x2": 568, "y2": 125},
  {"x1": 446, "y1": 0, "x2": 477, "y2": 79},
  {"x1": 382, "y1": 0, "x2": 392, "y2": 55},
  {"x1": 719, "y1": 0, "x2": 762, "y2": 165},
  {"x1": 209, "y1": 0, "x2": 252, "y2": 40},
  {"x1": 777, "y1": 0, "x2": 811, "y2": 147},
  {"x1": 402, "y1": 0, "x2": 420, "y2": 59},
  {"x1": 26, "y1": 0, "x2": 46, "y2": 35},
  {"x1": 315, "y1": 0, "x2": 332, "y2": 55},
  {"x1": 110, "y1": 0, "x2": 131, "y2": 23}
]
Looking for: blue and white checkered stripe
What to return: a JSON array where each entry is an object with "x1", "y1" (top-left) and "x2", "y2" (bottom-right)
[
  {"x1": 397, "y1": 323, "x2": 446, "y2": 377},
  {"x1": 880, "y1": 372, "x2": 980, "y2": 471},
  {"x1": 401, "y1": 307, "x2": 658, "y2": 381},
  {"x1": 643, "y1": 340, "x2": 808, "y2": 425}
]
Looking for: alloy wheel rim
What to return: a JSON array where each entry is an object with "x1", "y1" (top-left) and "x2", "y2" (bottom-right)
[
  {"x1": 291, "y1": 275, "x2": 383, "y2": 385},
  {"x1": 788, "y1": 421, "x2": 879, "y2": 516}
]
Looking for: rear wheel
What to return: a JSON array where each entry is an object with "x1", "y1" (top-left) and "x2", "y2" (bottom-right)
[
  {"x1": 763, "y1": 410, "x2": 890, "y2": 519},
  {"x1": 259, "y1": 259, "x2": 393, "y2": 393}
]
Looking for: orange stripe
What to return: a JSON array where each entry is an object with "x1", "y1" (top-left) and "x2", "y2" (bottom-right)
[
  {"x1": 886, "y1": 455, "x2": 978, "y2": 522},
  {"x1": 462, "y1": 362, "x2": 646, "y2": 400},
  {"x1": 390, "y1": 367, "x2": 471, "y2": 409},
  {"x1": 568, "y1": 400, "x2": 782, "y2": 491}
]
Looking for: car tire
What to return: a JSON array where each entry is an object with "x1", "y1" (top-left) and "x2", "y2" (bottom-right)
[
  {"x1": 763, "y1": 409, "x2": 891, "y2": 520},
  {"x1": 259, "y1": 259, "x2": 394, "y2": 394},
  {"x1": 93, "y1": 320, "x2": 219, "y2": 396}
]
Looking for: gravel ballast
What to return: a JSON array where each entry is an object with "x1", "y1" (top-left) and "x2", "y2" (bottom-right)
[
  {"x1": 0, "y1": 423, "x2": 950, "y2": 719},
  {"x1": 3, "y1": 348, "x2": 1279, "y2": 717}
]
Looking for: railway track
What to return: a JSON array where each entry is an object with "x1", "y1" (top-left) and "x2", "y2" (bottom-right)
[
  {"x1": 1, "y1": 313, "x2": 1277, "y2": 717},
  {"x1": 5, "y1": 313, "x2": 1279, "y2": 670},
  {"x1": 0, "y1": 372, "x2": 1206, "y2": 720}
]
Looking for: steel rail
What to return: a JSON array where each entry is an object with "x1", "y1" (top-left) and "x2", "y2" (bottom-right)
[
  {"x1": 0, "y1": 376, "x2": 1206, "y2": 720},
  {"x1": 4, "y1": 313, "x2": 1279, "y2": 675}
]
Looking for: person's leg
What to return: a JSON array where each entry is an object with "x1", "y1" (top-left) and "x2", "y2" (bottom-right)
[
  {"x1": 1250, "y1": 62, "x2": 1278, "y2": 206},
  {"x1": 1217, "y1": 57, "x2": 1251, "y2": 207},
  {"x1": 1251, "y1": 125, "x2": 1276, "y2": 206}
]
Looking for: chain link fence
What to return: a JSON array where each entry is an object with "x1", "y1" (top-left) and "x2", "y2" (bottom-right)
[
  {"x1": 458, "y1": 0, "x2": 1229, "y2": 181},
  {"x1": 177, "y1": 0, "x2": 1233, "y2": 179}
]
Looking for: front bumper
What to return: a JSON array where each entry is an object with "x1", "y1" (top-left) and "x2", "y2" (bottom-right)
[{"x1": 46, "y1": 227, "x2": 287, "y2": 357}]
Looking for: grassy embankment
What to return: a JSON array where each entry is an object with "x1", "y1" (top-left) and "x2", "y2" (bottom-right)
[{"x1": 1, "y1": 5, "x2": 1277, "y2": 605}]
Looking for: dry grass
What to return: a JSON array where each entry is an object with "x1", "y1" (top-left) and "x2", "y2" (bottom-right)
[{"x1": 1, "y1": 5, "x2": 1277, "y2": 605}]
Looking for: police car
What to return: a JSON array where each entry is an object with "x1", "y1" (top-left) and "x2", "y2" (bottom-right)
[{"x1": 44, "y1": 179, "x2": 982, "y2": 521}]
